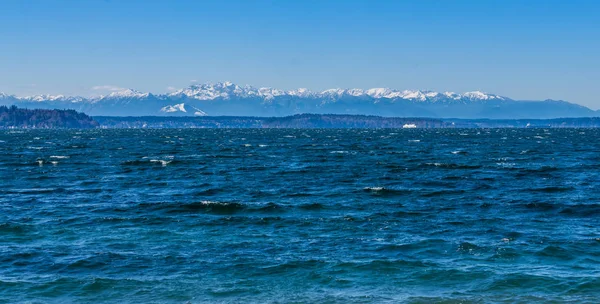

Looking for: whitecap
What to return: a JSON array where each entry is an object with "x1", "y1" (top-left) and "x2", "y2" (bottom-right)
[
  {"x1": 50, "y1": 156, "x2": 70, "y2": 159},
  {"x1": 150, "y1": 159, "x2": 171, "y2": 166},
  {"x1": 408, "y1": 140, "x2": 420, "y2": 143}
]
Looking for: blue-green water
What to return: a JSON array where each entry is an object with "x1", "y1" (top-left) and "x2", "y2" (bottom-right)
[{"x1": 1, "y1": 128, "x2": 599, "y2": 303}]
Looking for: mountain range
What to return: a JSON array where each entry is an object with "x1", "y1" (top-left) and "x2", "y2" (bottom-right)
[{"x1": 0, "y1": 82, "x2": 597, "y2": 118}]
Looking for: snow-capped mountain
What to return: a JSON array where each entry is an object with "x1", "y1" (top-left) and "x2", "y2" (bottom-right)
[
  {"x1": 21, "y1": 94, "x2": 86, "y2": 103},
  {"x1": 160, "y1": 103, "x2": 207, "y2": 116},
  {"x1": 104, "y1": 89, "x2": 150, "y2": 100},
  {"x1": 0, "y1": 82, "x2": 595, "y2": 118},
  {"x1": 165, "y1": 82, "x2": 507, "y2": 102}
]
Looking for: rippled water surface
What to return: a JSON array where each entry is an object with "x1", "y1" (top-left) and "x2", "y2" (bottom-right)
[{"x1": 1, "y1": 128, "x2": 600, "y2": 303}]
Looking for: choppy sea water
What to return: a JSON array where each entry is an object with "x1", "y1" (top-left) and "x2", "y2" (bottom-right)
[{"x1": 1, "y1": 128, "x2": 599, "y2": 303}]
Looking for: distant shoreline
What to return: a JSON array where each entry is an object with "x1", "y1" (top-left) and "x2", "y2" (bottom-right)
[
  {"x1": 3, "y1": 108, "x2": 600, "y2": 129},
  {"x1": 93, "y1": 114, "x2": 600, "y2": 129}
]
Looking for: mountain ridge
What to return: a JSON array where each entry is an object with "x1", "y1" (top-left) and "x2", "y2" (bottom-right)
[{"x1": 1, "y1": 82, "x2": 597, "y2": 119}]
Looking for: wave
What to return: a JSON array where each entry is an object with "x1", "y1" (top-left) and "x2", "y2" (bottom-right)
[
  {"x1": 330, "y1": 150, "x2": 357, "y2": 154},
  {"x1": 193, "y1": 188, "x2": 222, "y2": 196},
  {"x1": 559, "y1": 204, "x2": 600, "y2": 217},
  {"x1": 168, "y1": 201, "x2": 247, "y2": 214},
  {"x1": 298, "y1": 203, "x2": 325, "y2": 210},
  {"x1": 520, "y1": 166, "x2": 560, "y2": 173},
  {"x1": 422, "y1": 162, "x2": 481, "y2": 169},
  {"x1": 0, "y1": 223, "x2": 32, "y2": 234},
  {"x1": 150, "y1": 159, "x2": 172, "y2": 166},
  {"x1": 121, "y1": 159, "x2": 178, "y2": 166},
  {"x1": 3, "y1": 188, "x2": 61, "y2": 194},
  {"x1": 527, "y1": 186, "x2": 574, "y2": 193},
  {"x1": 121, "y1": 160, "x2": 149, "y2": 166},
  {"x1": 335, "y1": 259, "x2": 432, "y2": 272},
  {"x1": 518, "y1": 201, "x2": 558, "y2": 212},
  {"x1": 139, "y1": 201, "x2": 288, "y2": 215},
  {"x1": 421, "y1": 189, "x2": 466, "y2": 197},
  {"x1": 256, "y1": 202, "x2": 286, "y2": 213},
  {"x1": 363, "y1": 187, "x2": 411, "y2": 196},
  {"x1": 534, "y1": 245, "x2": 575, "y2": 260}
]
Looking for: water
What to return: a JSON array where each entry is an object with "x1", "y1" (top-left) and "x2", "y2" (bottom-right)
[{"x1": 1, "y1": 128, "x2": 599, "y2": 303}]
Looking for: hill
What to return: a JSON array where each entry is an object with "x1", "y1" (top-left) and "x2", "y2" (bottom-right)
[{"x1": 0, "y1": 106, "x2": 99, "y2": 129}]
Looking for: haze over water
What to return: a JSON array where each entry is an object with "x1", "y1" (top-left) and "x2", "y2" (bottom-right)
[{"x1": 1, "y1": 128, "x2": 599, "y2": 303}]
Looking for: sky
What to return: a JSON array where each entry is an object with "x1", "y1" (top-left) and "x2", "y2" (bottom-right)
[{"x1": 1, "y1": 0, "x2": 599, "y2": 108}]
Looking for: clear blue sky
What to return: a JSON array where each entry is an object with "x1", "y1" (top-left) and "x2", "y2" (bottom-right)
[{"x1": 1, "y1": 0, "x2": 599, "y2": 108}]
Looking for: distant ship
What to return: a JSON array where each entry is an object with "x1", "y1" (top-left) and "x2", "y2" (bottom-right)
[{"x1": 403, "y1": 123, "x2": 417, "y2": 128}]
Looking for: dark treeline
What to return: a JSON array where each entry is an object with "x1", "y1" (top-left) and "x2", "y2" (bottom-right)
[
  {"x1": 95, "y1": 114, "x2": 454, "y2": 128},
  {"x1": 0, "y1": 105, "x2": 99, "y2": 129},
  {"x1": 261, "y1": 114, "x2": 451, "y2": 128}
]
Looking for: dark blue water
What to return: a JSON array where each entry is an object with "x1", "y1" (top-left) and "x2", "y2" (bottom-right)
[{"x1": 1, "y1": 128, "x2": 599, "y2": 303}]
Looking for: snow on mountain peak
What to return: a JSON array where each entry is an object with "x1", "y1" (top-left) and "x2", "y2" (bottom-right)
[
  {"x1": 443, "y1": 92, "x2": 460, "y2": 99},
  {"x1": 161, "y1": 81, "x2": 510, "y2": 103},
  {"x1": 170, "y1": 82, "x2": 244, "y2": 100},
  {"x1": 399, "y1": 90, "x2": 427, "y2": 101},
  {"x1": 162, "y1": 103, "x2": 187, "y2": 113},
  {"x1": 106, "y1": 89, "x2": 149, "y2": 99},
  {"x1": 287, "y1": 88, "x2": 315, "y2": 98},
  {"x1": 461, "y1": 91, "x2": 505, "y2": 101},
  {"x1": 258, "y1": 87, "x2": 285, "y2": 100},
  {"x1": 320, "y1": 88, "x2": 347, "y2": 98},
  {"x1": 0, "y1": 82, "x2": 510, "y2": 106},
  {"x1": 365, "y1": 88, "x2": 392, "y2": 98},
  {"x1": 18, "y1": 94, "x2": 85, "y2": 103},
  {"x1": 160, "y1": 103, "x2": 207, "y2": 116},
  {"x1": 27, "y1": 94, "x2": 65, "y2": 102}
]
